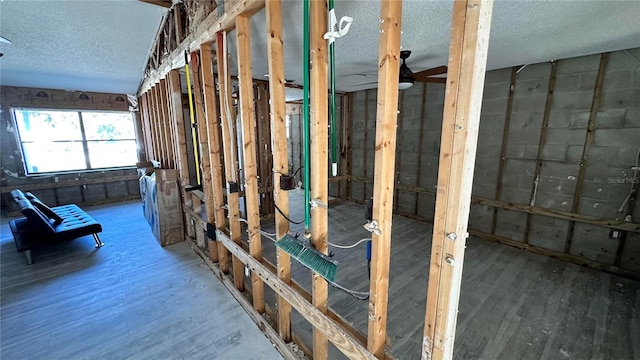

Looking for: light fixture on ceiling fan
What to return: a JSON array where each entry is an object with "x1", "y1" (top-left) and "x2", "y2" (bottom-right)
[
  {"x1": 398, "y1": 50, "x2": 448, "y2": 90},
  {"x1": 399, "y1": 50, "x2": 415, "y2": 90}
]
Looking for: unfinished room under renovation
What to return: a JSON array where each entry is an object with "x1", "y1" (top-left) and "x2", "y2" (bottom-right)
[{"x1": 1, "y1": 0, "x2": 639, "y2": 359}]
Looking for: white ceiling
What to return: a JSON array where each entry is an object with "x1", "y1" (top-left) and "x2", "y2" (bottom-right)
[
  {"x1": 1, "y1": 1, "x2": 639, "y2": 96},
  {"x1": 0, "y1": 0, "x2": 165, "y2": 94}
]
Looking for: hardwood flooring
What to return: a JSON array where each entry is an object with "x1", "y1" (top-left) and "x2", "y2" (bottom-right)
[
  {"x1": 258, "y1": 191, "x2": 640, "y2": 360},
  {"x1": 0, "y1": 200, "x2": 283, "y2": 360},
  {"x1": 3, "y1": 195, "x2": 637, "y2": 360}
]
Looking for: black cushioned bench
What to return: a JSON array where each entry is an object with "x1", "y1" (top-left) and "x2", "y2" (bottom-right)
[{"x1": 9, "y1": 189, "x2": 103, "y2": 264}]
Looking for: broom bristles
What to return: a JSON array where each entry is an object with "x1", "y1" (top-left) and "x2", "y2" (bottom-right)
[{"x1": 275, "y1": 234, "x2": 338, "y2": 282}]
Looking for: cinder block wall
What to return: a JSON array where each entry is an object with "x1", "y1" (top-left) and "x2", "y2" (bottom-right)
[
  {"x1": 0, "y1": 86, "x2": 142, "y2": 215},
  {"x1": 348, "y1": 47, "x2": 640, "y2": 275}
]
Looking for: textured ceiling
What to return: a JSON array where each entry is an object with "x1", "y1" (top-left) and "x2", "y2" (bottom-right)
[
  {"x1": 0, "y1": 1, "x2": 639, "y2": 96},
  {"x1": 226, "y1": 0, "x2": 640, "y2": 93},
  {"x1": 0, "y1": 0, "x2": 165, "y2": 94}
]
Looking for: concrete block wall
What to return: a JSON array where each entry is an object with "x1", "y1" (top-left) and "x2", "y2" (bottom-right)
[{"x1": 347, "y1": 47, "x2": 640, "y2": 276}]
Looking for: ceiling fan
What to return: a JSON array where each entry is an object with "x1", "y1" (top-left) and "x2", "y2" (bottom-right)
[
  {"x1": 398, "y1": 50, "x2": 447, "y2": 90},
  {"x1": 355, "y1": 50, "x2": 447, "y2": 90}
]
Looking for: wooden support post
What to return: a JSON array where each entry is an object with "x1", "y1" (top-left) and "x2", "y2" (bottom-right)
[
  {"x1": 190, "y1": 51, "x2": 218, "y2": 261},
  {"x1": 216, "y1": 32, "x2": 245, "y2": 291},
  {"x1": 236, "y1": 14, "x2": 265, "y2": 313},
  {"x1": 200, "y1": 43, "x2": 230, "y2": 271},
  {"x1": 168, "y1": 69, "x2": 195, "y2": 239},
  {"x1": 491, "y1": 66, "x2": 517, "y2": 235},
  {"x1": 524, "y1": 62, "x2": 558, "y2": 243},
  {"x1": 422, "y1": 1, "x2": 493, "y2": 359},
  {"x1": 174, "y1": 4, "x2": 183, "y2": 45},
  {"x1": 152, "y1": 84, "x2": 166, "y2": 165},
  {"x1": 565, "y1": 53, "x2": 609, "y2": 254},
  {"x1": 147, "y1": 91, "x2": 158, "y2": 161},
  {"x1": 310, "y1": 0, "x2": 329, "y2": 358},
  {"x1": 265, "y1": 0, "x2": 292, "y2": 341},
  {"x1": 366, "y1": 0, "x2": 402, "y2": 357},
  {"x1": 164, "y1": 77, "x2": 179, "y2": 169},
  {"x1": 159, "y1": 78, "x2": 175, "y2": 169},
  {"x1": 168, "y1": 70, "x2": 192, "y2": 191},
  {"x1": 140, "y1": 93, "x2": 154, "y2": 160}
]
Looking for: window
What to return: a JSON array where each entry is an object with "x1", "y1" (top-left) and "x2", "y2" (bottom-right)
[{"x1": 12, "y1": 108, "x2": 138, "y2": 174}]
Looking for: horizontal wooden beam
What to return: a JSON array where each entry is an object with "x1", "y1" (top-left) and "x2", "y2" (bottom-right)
[
  {"x1": 138, "y1": 0, "x2": 172, "y2": 8},
  {"x1": 2, "y1": 174, "x2": 139, "y2": 194},
  {"x1": 215, "y1": 230, "x2": 376, "y2": 360},
  {"x1": 139, "y1": 0, "x2": 265, "y2": 94}
]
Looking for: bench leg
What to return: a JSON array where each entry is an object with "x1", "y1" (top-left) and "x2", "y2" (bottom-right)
[
  {"x1": 24, "y1": 250, "x2": 33, "y2": 265},
  {"x1": 93, "y1": 234, "x2": 104, "y2": 248}
]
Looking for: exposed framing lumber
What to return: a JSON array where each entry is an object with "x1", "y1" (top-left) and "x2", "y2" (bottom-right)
[
  {"x1": 524, "y1": 61, "x2": 558, "y2": 244},
  {"x1": 189, "y1": 51, "x2": 218, "y2": 261},
  {"x1": 216, "y1": 33, "x2": 245, "y2": 291},
  {"x1": 152, "y1": 84, "x2": 167, "y2": 165},
  {"x1": 490, "y1": 66, "x2": 517, "y2": 235},
  {"x1": 565, "y1": 53, "x2": 609, "y2": 254},
  {"x1": 174, "y1": 4, "x2": 183, "y2": 45},
  {"x1": 159, "y1": 78, "x2": 175, "y2": 168},
  {"x1": 265, "y1": 0, "x2": 293, "y2": 341},
  {"x1": 139, "y1": 93, "x2": 153, "y2": 160},
  {"x1": 146, "y1": 87, "x2": 158, "y2": 161},
  {"x1": 216, "y1": 231, "x2": 377, "y2": 360},
  {"x1": 367, "y1": 0, "x2": 403, "y2": 357},
  {"x1": 164, "y1": 77, "x2": 180, "y2": 168},
  {"x1": 310, "y1": 0, "x2": 330, "y2": 358},
  {"x1": 422, "y1": 1, "x2": 493, "y2": 359},
  {"x1": 168, "y1": 70, "x2": 191, "y2": 190},
  {"x1": 200, "y1": 43, "x2": 230, "y2": 273},
  {"x1": 138, "y1": 0, "x2": 171, "y2": 9},
  {"x1": 236, "y1": 14, "x2": 265, "y2": 314},
  {"x1": 139, "y1": 0, "x2": 265, "y2": 94}
]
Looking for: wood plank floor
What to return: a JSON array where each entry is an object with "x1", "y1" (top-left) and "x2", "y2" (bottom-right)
[
  {"x1": 0, "y1": 200, "x2": 283, "y2": 360},
  {"x1": 258, "y1": 190, "x2": 640, "y2": 360}
]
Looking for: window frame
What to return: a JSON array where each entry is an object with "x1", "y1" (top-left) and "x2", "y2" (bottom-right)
[{"x1": 11, "y1": 107, "x2": 139, "y2": 176}]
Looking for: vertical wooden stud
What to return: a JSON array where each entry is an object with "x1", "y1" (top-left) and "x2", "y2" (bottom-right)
[
  {"x1": 216, "y1": 32, "x2": 245, "y2": 292},
  {"x1": 159, "y1": 78, "x2": 175, "y2": 169},
  {"x1": 201, "y1": 43, "x2": 230, "y2": 271},
  {"x1": 491, "y1": 66, "x2": 517, "y2": 235},
  {"x1": 565, "y1": 53, "x2": 609, "y2": 254},
  {"x1": 190, "y1": 51, "x2": 218, "y2": 262},
  {"x1": 266, "y1": 0, "x2": 293, "y2": 341},
  {"x1": 236, "y1": 14, "x2": 265, "y2": 313},
  {"x1": 310, "y1": 0, "x2": 329, "y2": 358},
  {"x1": 422, "y1": 1, "x2": 494, "y2": 359},
  {"x1": 524, "y1": 61, "x2": 558, "y2": 243},
  {"x1": 366, "y1": 0, "x2": 402, "y2": 357}
]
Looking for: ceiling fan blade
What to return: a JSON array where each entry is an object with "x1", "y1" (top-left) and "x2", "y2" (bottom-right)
[
  {"x1": 412, "y1": 66, "x2": 448, "y2": 81},
  {"x1": 422, "y1": 77, "x2": 447, "y2": 84}
]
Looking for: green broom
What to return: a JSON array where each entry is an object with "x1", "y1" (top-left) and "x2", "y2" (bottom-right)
[{"x1": 275, "y1": 234, "x2": 338, "y2": 282}]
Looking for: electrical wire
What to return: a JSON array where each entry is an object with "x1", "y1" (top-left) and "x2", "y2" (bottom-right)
[
  {"x1": 274, "y1": 202, "x2": 305, "y2": 225},
  {"x1": 221, "y1": 31, "x2": 237, "y2": 183},
  {"x1": 328, "y1": 280, "x2": 369, "y2": 300},
  {"x1": 328, "y1": 238, "x2": 371, "y2": 249}
]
